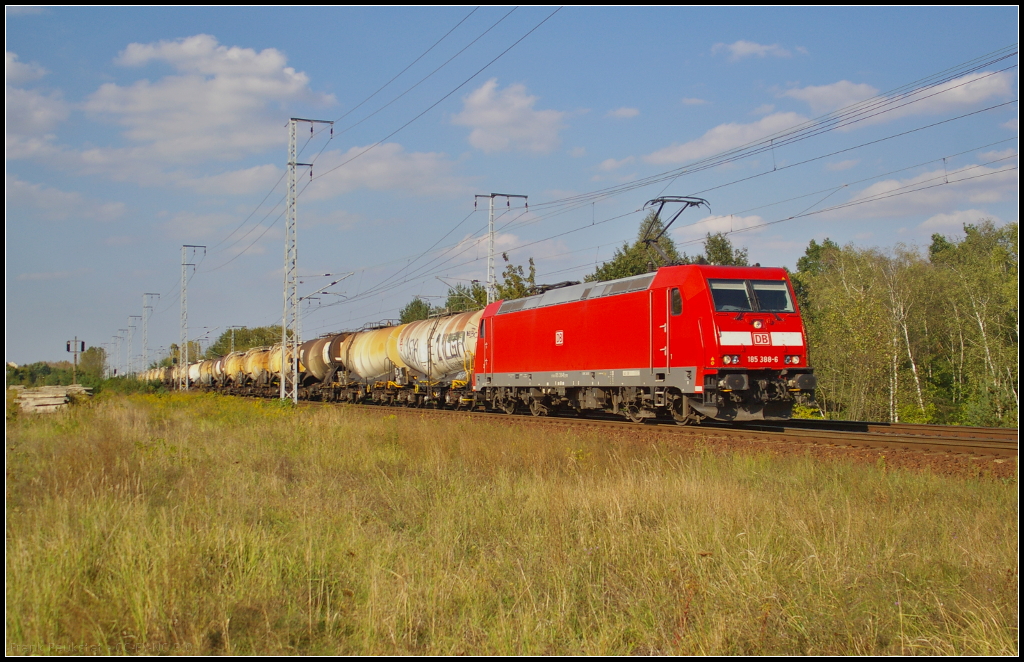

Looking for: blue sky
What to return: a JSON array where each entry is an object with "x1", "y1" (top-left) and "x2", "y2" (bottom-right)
[{"x1": 6, "y1": 6, "x2": 1018, "y2": 367}]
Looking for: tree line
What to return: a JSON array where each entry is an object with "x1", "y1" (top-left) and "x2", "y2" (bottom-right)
[
  {"x1": 793, "y1": 221, "x2": 1017, "y2": 427},
  {"x1": 6, "y1": 347, "x2": 106, "y2": 387}
]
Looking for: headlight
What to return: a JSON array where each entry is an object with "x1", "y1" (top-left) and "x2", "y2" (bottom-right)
[
  {"x1": 753, "y1": 319, "x2": 763, "y2": 329},
  {"x1": 723, "y1": 355, "x2": 732, "y2": 365}
]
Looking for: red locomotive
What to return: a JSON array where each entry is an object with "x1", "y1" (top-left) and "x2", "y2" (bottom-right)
[{"x1": 474, "y1": 264, "x2": 816, "y2": 422}]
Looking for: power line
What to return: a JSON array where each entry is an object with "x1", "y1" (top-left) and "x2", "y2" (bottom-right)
[
  {"x1": 310, "y1": 7, "x2": 563, "y2": 184},
  {"x1": 333, "y1": 7, "x2": 481, "y2": 125},
  {"x1": 523, "y1": 48, "x2": 1018, "y2": 211},
  {"x1": 333, "y1": 7, "x2": 515, "y2": 138}
]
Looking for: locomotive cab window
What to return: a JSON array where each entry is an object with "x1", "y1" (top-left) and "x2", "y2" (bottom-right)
[
  {"x1": 751, "y1": 280, "x2": 795, "y2": 313},
  {"x1": 479, "y1": 320, "x2": 486, "y2": 338},
  {"x1": 670, "y1": 288, "x2": 683, "y2": 316},
  {"x1": 709, "y1": 279, "x2": 752, "y2": 312}
]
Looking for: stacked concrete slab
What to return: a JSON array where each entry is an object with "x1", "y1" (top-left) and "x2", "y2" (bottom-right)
[{"x1": 11, "y1": 385, "x2": 92, "y2": 414}]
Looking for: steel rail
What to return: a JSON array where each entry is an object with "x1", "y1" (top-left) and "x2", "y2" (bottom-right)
[{"x1": 290, "y1": 398, "x2": 1018, "y2": 457}]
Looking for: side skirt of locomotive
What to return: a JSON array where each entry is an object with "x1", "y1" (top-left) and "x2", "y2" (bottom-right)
[{"x1": 475, "y1": 368, "x2": 817, "y2": 423}]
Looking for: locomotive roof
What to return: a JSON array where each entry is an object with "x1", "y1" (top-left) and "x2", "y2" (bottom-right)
[{"x1": 494, "y1": 264, "x2": 787, "y2": 316}]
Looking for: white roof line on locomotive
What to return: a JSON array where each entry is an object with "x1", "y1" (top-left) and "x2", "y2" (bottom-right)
[{"x1": 496, "y1": 272, "x2": 657, "y2": 315}]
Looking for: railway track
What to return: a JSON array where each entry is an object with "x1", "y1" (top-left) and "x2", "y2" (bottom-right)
[{"x1": 294, "y1": 398, "x2": 1018, "y2": 458}]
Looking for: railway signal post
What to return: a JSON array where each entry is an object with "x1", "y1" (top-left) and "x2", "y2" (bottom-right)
[{"x1": 66, "y1": 337, "x2": 85, "y2": 385}]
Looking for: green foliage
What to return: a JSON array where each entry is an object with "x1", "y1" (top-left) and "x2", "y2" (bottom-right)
[
  {"x1": 78, "y1": 346, "x2": 106, "y2": 382},
  {"x1": 205, "y1": 326, "x2": 288, "y2": 359},
  {"x1": 442, "y1": 281, "x2": 488, "y2": 312},
  {"x1": 495, "y1": 252, "x2": 537, "y2": 301},
  {"x1": 791, "y1": 238, "x2": 840, "y2": 310},
  {"x1": 587, "y1": 211, "x2": 691, "y2": 282},
  {"x1": 159, "y1": 342, "x2": 203, "y2": 367},
  {"x1": 7, "y1": 361, "x2": 79, "y2": 388},
  {"x1": 399, "y1": 298, "x2": 433, "y2": 323},
  {"x1": 702, "y1": 232, "x2": 749, "y2": 266},
  {"x1": 92, "y1": 377, "x2": 165, "y2": 397},
  {"x1": 586, "y1": 212, "x2": 755, "y2": 282},
  {"x1": 796, "y1": 221, "x2": 1018, "y2": 426}
]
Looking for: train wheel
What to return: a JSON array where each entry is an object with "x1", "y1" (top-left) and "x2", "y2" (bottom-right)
[
  {"x1": 529, "y1": 400, "x2": 547, "y2": 417},
  {"x1": 501, "y1": 398, "x2": 516, "y2": 415}
]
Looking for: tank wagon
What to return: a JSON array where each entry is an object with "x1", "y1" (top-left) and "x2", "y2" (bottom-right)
[{"x1": 163, "y1": 264, "x2": 816, "y2": 423}]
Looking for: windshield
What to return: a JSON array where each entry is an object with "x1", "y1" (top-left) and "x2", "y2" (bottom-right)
[
  {"x1": 709, "y1": 278, "x2": 794, "y2": 313},
  {"x1": 709, "y1": 279, "x2": 753, "y2": 312},
  {"x1": 751, "y1": 280, "x2": 795, "y2": 312}
]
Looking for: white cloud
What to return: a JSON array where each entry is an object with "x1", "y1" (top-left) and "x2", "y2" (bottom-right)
[
  {"x1": 6, "y1": 175, "x2": 125, "y2": 222},
  {"x1": 750, "y1": 104, "x2": 775, "y2": 115},
  {"x1": 302, "y1": 142, "x2": 469, "y2": 199},
  {"x1": 977, "y1": 148, "x2": 1017, "y2": 163},
  {"x1": 607, "y1": 107, "x2": 639, "y2": 119},
  {"x1": 4, "y1": 133, "x2": 61, "y2": 160},
  {"x1": 452, "y1": 78, "x2": 565, "y2": 153},
  {"x1": 828, "y1": 162, "x2": 1017, "y2": 220},
  {"x1": 597, "y1": 156, "x2": 634, "y2": 171},
  {"x1": 5, "y1": 85, "x2": 69, "y2": 134},
  {"x1": 712, "y1": 40, "x2": 791, "y2": 61},
  {"x1": 1003, "y1": 118, "x2": 1018, "y2": 131},
  {"x1": 82, "y1": 34, "x2": 334, "y2": 163},
  {"x1": 681, "y1": 97, "x2": 708, "y2": 106},
  {"x1": 919, "y1": 209, "x2": 1002, "y2": 233},
  {"x1": 6, "y1": 51, "x2": 47, "y2": 84},
  {"x1": 826, "y1": 159, "x2": 859, "y2": 171},
  {"x1": 5, "y1": 52, "x2": 68, "y2": 136},
  {"x1": 180, "y1": 163, "x2": 282, "y2": 196},
  {"x1": 644, "y1": 111, "x2": 807, "y2": 165},
  {"x1": 673, "y1": 214, "x2": 765, "y2": 241},
  {"x1": 782, "y1": 80, "x2": 878, "y2": 114},
  {"x1": 783, "y1": 71, "x2": 1012, "y2": 123}
]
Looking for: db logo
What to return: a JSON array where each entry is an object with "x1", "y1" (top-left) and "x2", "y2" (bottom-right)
[
  {"x1": 753, "y1": 332, "x2": 770, "y2": 345},
  {"x1": 555, "y1": 330, "x2": 564, "y2": 346}
]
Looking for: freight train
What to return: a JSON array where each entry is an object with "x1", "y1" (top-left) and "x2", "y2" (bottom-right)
[{"x1": 141, "y1": 263, "x2": 817, "y2": 424}]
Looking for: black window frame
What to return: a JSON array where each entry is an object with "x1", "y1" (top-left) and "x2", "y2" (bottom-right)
[{"x1": 708, "y1": 278, "x2": 794, "y2": 313}]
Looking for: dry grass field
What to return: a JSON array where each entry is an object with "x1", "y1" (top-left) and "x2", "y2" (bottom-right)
[{"x1": 6, "y1": 392, "x2": 1018, "y2": 655}]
